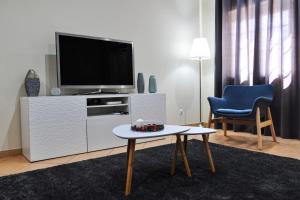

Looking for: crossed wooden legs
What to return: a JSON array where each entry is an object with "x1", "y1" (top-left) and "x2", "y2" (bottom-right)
[
  {"x1": 170, "y1": 135, "x2": 192, "y2": 176},
  {"x1": 125, "y1": 134, "x2": 216, "y2": 196},
  {"x1": 124, "y1": 136, "x2": 191, "y2": 196},
  {"x1": 171, "y1": 134, "x2": 216, "y2": 175},
  {"x1": 202, "y1": 135, "x2": 216, "y2": 173}
]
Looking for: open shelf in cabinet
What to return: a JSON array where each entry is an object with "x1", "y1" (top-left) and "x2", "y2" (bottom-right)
[{"x1": 86, "y1": 96, "x2": 129, "y2": 117}]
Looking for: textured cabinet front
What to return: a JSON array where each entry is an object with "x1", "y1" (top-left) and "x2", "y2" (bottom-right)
[
  {"x1": 20, "y1": 94, "x2": 167, "y2": 161},
  {"x1": 26, "y1": 97, "x2": 87, "y2": 161},
  {"x1": 87, "y1": 115, "x2": 130, "y2": 151},
  {"x1": 131, "y1": 94, "x2": 166, "y2": 123}
]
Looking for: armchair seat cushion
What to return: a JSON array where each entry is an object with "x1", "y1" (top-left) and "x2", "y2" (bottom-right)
[{"x1": 216, "y1": 108, "x2": 252, "y2": 116}]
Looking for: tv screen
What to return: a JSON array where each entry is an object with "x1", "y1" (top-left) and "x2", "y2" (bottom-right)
[{"x1": 56, "y1": 33, "x2": 134, "y2": 88}]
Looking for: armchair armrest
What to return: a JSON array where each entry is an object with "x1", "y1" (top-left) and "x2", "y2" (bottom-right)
[
  {"x1": 252, "y1": 97, "x2": 273, "y2": 111},
  {"x1": 207, "y1": 97, "x2": 227, "y2": 113}
]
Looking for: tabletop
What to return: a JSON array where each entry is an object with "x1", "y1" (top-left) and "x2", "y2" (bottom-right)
[
  {"x1": 113, "y1": 124, "x2": 190, "y2": 139},
  {"x1": 180, "y1": 126, "x2": 216, "y2": 135}
]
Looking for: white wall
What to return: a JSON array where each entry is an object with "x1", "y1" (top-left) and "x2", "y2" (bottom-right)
[
  {"x1": 200, "y1": 0, "x2": 215, "y2": 122},
  {"x1": 0, "y1": 0, "x2": 200, "y2": 151}
]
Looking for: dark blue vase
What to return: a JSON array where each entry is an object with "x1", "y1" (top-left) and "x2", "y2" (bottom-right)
[
  {"x1": 137, "y1": 73, "x2": 145, "y2": 93},
  {"x1": 25, "y1": 69, "x2": 40, "y2": 97}
]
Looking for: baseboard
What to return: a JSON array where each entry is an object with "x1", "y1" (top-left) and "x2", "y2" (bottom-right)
[{"x1": 0, "y1": 149, "x2": 22, "y2": 158}]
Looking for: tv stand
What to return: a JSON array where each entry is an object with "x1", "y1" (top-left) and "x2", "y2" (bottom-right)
[{"x1": 20, "y1": 93, "x2": 166, "y2": 162}]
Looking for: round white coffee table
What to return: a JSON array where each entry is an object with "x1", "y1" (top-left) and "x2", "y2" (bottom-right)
[{"x1": 113, "y1": 124, "x2": 190, "y2": 196}]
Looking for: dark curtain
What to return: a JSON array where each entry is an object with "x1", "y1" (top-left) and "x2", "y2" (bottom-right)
[{"x1": 215, "y1": 0, "x2": 300, "y2": 139}]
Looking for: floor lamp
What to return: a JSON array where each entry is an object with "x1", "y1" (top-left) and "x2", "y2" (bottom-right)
[{"x1": 189, "y1": 38, "x2": 210, "y2": 124}]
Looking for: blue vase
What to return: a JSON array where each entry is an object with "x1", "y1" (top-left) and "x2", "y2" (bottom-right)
[
  {"x1": 137, "y1": 73, "x2": 145, "y2": 93},
  {"x1": 148, "y1": 75, "x2": 157, "y2": 93},
  {"x1": 25, "y1": 69, "x2": 40, "y2": 97}
]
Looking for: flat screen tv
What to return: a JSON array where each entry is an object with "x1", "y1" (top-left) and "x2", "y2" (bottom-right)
[{"x1": 56, "y1": 32, "x2": 135, "y2": 89}]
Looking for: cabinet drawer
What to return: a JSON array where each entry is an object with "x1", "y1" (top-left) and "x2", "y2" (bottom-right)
[{"x1": 87, "y1": 115, "x2": 130, "y2": 151}]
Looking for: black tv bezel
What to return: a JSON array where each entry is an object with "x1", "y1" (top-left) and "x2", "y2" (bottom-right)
[{"x1": 55, "y1": 32, "x2": 135, "y2": 89}]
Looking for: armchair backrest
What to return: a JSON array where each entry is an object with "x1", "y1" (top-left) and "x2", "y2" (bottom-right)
[{"x1": 223, "y1": 85, "x2": 274, "y2": 109}]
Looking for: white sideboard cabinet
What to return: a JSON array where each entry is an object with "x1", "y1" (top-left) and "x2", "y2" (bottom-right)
[{"x1": 20, "y1": 93, "x2": 166, "y2": 161}]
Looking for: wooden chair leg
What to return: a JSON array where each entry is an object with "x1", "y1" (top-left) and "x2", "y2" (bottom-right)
[
  {"x1": 125, "y1": 139, "x2": 136, "y2": 196},
  {"x1": 222, "y1": 117, "x2": 227, "y2": 136},
  {"x1": 202, "y1": 134, "x2": 216, "y2": 173},
  {"x1": 208, "y1": 109, "x2": 212, "y2": 128},
  {"x1": 267, "y1": 107, "x2": 277, "y2": 142},
  {"x1": 256, "y1": 107, "x2": 263, "y2": 150}
]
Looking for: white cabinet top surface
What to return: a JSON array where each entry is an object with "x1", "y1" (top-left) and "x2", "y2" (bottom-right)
[{"x1": 20, "y1": 93, "x2": 165, "y2": 99}]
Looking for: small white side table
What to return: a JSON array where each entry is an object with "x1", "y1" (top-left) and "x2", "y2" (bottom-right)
[
  {"x1": 113, "y1": 124, "x2": 190, "y2": 196},
  {"x1": 171, "y1": 126, "x2": 217, "y2": 175}
]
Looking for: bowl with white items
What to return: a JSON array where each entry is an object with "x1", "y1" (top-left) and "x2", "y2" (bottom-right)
[{"x1": 131, "y1": 119, "x2": 164, "y2": 132}]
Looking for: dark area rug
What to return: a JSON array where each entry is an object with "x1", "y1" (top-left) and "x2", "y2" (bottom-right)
[{"x1": 0, "y1": 140, "x2": 300, "y2": 200}]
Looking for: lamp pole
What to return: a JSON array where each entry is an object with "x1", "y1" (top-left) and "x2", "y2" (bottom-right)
[
  {"x1": 189, "y1": 37, "x2": 210, "y2": 126},
  {"x1": 199, "y1": 60, "x2": 202, "y2": 124}
]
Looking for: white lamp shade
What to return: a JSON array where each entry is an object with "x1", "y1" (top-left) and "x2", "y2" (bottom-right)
[{"x1": 189, "y1": 37, "x2": 210, "y2": 60}]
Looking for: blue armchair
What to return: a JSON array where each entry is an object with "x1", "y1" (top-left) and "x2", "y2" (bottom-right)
[{"x1": 207, "y1": 85, "x2": 277, "y2": 150}]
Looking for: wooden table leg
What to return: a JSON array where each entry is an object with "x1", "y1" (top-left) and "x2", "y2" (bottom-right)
[
  {"x1": 125, "y1": 139, "x2": 136, "y2": 196},
  {"x1": 202, "y1": 134, "x2": 216, "y2": 173},
  {"x1": 176, "y1": 135, "x2": 192, "y2": 177},
  {"x1": 184, "y1": 135, "x2": 188, "y2": 152},
  {"x1": 126, "y1": 142, "x2": 130, "y2": 164},
  {"x1": 170, "y1": 138, "x2": 179, "y2": 176}
]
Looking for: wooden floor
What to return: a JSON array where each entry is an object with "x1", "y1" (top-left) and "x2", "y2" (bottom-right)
[{"x1": 0, "y1": 130, "x2": 299, "y2": 177}]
